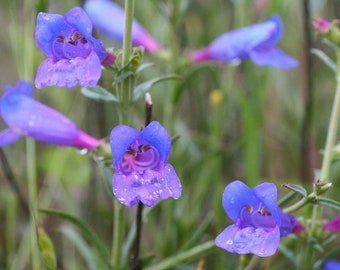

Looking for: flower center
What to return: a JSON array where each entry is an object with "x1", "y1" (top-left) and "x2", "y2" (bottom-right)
[
  {"x1": 120, "y1": 142, "x2": 160, "y2": 175},
  {"x1": 240, "y1": 204, "x2": 276, "y2": 230},
  {"x1": 52, "y1": 31, "x2": 91, "y2": 60}
]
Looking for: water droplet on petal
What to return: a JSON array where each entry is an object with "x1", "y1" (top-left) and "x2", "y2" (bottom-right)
[{"x1": 226, "y1": 240, "x2": 233, "y2": 245}]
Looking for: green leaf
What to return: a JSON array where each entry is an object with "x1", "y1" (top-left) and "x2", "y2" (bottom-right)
[
  {"x1": 281, "y1": 184, "x2": 307, "y2": 197},
  {"x1": 314, "y1": 196, "x2": 340, "y2": 211},
  {"x1": 59, "y1": 225, "x2": 98, "y2": 270},
  {"x1": 37, "y1": 227, "x2": 57, "y2": 270},
  {"x1": 39, "y1": 208, "x2": 111, "y2": 269},
  {"x1": 133, "y1": 74, "x2": 183, "y2": 101},
  {"x1": 81, "y1": 86, "x2": 118, "y2": 102},
  {"x1": 114, "y1": 70, "x2": 134, "y2": 84},
  {"x1": 311, "y1": 48, "x2": 337, "y2": 73},
  {"x1": 136, "y1": 62, "x2": 155, "y2": 74}
]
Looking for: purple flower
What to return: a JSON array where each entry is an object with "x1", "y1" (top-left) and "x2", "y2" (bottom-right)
[
  {"x1": 0, "y1": 81, "x2": 102, "y2": 150},
  {"x1": 84, "y1": 0, "x2": 161, "y2": 53},
  {"x1": 190, "y1": 15, "x2": 298, "y2": 69},
  {"x1": 110, "y1": 121, "x2": 181, "y2": 207},
  {"x1": 324, "y1": 260, "x2": 340, "y2": 270},
  {"x1": 324, "y1": 214, "x2": 340, "y2": 232},
  {"x1": 35, "y1": 7, "x2": 114, "y2": 89},
  {"x1": 215, "y1": 180, "x2": 296, "y2": 257}
]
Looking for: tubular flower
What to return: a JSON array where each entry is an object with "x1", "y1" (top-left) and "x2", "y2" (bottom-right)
[
  {"x1": 215, "y1": 180, "x2": 296, "y2": 257},
  {"x1": 110, "y1": 121, "x2": 181, "y2": 207},
  {"x1": 0, "y1": 81, "x2": 102, "y2": 150},
  {"x1": 84, "y1": 0, "x2": 161, "y2": 53},
  {"x1": 324, "y1": 260, "x2": 340, "y2": 270},
  {"x1": 35, "y1": 7, "x2": 114, "y2": 89},
  {"x1": 324, "y1": 214, "x2": 340, "y2": 232},
  {"x1": 190, "y1": 15, "x2": 298, "y2": 69}
]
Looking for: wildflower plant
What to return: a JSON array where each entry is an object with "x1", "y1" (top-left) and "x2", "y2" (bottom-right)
[{"x1": 3, "y1": 1, "x2": 340, "y2": 270}]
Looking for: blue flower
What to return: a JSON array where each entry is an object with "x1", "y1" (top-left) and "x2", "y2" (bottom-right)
[
  {"x1": 35, "y1": 7, "x2": 113, "y2": 89},
  {"x1": 324, "y1": 260, "x2": 340, "y2": 270},
  {"x1": 0, "y1": 81, "x2": 102, "y2": 149},
  {"x1": 190, "y1": 15, "x2": 298, "y2": 69},
  {"x1": 215, "y1": 180, "x2": 296, "y2": 257},
  {"x1": 84, "y1": 0, "x2": 161, "y2": 53},
  {"x1": 110, "y1": 121, "x2": 182, "y2": 207}
]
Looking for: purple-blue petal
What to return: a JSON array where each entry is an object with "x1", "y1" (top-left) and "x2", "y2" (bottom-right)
[
  {"x1": 0, "y1": 129, "x2": 22, "y2": 147},
  {"x1": 64, "y1": 7, "x2": 93, "y2": 38},
  {"x1": 110, "y1": 125, "x2": 140, "y2": 169},
  {"x1": 35, "y1": 12, "x2": 72, "y2": 56},
  {"x1": 139, "y1": 121, "x2": 171, "y2": 162},
  {"x1": 324, "y1": 260, "x2": 340, "y2": 270},
  {"x1": 112, "y1": 163, "x2": 182, "y2": 207},
  {"x1": 215, "y1": 223, "x2": 280, "y2": 257},
  {"x1": 84, "y1": 0, "x2": 161, "y2": 53},
  {"x1": 253, "y1": 182, "x2": 280, "y2": 225},
  {"x1": 0, "y1": 87, "x2": 100, "y2": 149},
  {"x1": 249, "y1": 47, "x2": 299, "y2": 68},
  {"x1": 35, "y1": 50, "x2": 102, "y2": 89},
  {"x1": 208, "y1": 15, "x2": 280, "y2": 62},
  {"x1": 5, "y1": 81, "x2": 33, "y2": 97},
  {"x1": 222, "y1": 180, "x2": 260, "y2": 222},
  {"x1": 278, "y1": 208, "x2": 297, "y2": 236}
]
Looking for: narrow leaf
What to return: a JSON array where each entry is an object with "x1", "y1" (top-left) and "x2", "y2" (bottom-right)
[
  {"x1": 114, "y1": 70, "x2": 134, "y2": 84},
  {"x1": 311, "y1": 48, "x2": 337, "y2": 73},
  {"x1": 281, "y1": 184, "x2": 307, "y2": 197},
  {"x1": 81, "y1": 86, "x2": 118, "y2": 102},
  {"x1": 314, "y1": 197, "x2": 340, "y2": 211},
  {"x1": 59, "y1": 225, "x2": 98, "y2": 270},
  {"x1": 37, "y1": 227, "x2": 57, "y2": 270},
  {"x1": 133, "y1": 74, "x2": 183, "y2": 101},
  {"x1": 39, "y1": 208, "x2": 111, "y2": 269},
  {"x1": 136, "y1": 62, "x2": 155, "y2": 73}
]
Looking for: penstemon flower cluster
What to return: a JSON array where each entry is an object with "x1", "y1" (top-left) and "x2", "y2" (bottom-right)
[{"x1": 3, "y1": 1, "x2": 340, "y2": 270}]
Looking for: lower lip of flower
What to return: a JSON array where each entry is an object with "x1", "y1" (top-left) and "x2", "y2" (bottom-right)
[{"x1": 120, "y1": 142, "x2": 160, "y2": 174}]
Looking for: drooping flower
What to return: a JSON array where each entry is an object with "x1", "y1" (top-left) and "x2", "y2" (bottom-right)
[
  {"x1": 215, "y1": 180, "x2": 296, "y2": 257},
  {"x1": 324, "y1": 214, "x2": 340, "y2": 232},
  {"x1": 0, "y1": 81, "x2": 102, "y2": 150},
  {"x1": 190, "y1": 15, "x2": 298, "y2": 69},
  {"x1": 35, "y1": 7, "x2": 114, "y2": 89},
  {"x1": 110, "y1": 121, "x2": 181, "y2": 207},
  {"x1": 84, "y1": 0, "x2": 161, "y2": 53},
  {"x1": 312, "y1": 17, "x2": 340, "y2": 47},
  {"x1": 324, "y1": 260, "x2": 340, "y2": 270}
]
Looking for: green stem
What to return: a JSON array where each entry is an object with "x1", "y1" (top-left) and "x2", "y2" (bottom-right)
[
  {"x1": 26, "y1": 138, "x2": 40, "y2": 270},
  {"x1": 112, "y1": 1, "x2": 135, "y2": 268},
  {"x1": 319, "y1": 49, "x2": 340, "y2": 181},
  {"x1": 144, "y1": 240, "x2": 215, "y2": 270}
]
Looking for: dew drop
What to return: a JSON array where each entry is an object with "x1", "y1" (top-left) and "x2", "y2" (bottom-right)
[{"x1": 226, "y1": 240, "x2": 233, "y2": 245}]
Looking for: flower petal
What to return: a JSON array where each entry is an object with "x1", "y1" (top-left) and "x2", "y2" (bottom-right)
[
  {"x1": 35, "y1": 50, "x2": 102, "y2": 89},
  {"x1": 35, "y1": 12, "x2": 72, "y2": 56},
  {"x1": 0, "y1": 89, "x2": 99, "y2": 149},
  {"x1": 249, "y1": 47, "x2": 299, "y2": 68},
  {"x1": 0, "y1": 129, "x2": 22, "y2": 147},
  {"x1": 64, "y1": 7, "x2": 93, "y2": 38},
  {"x1": 208, "y1": 15, "x2": 280, "y2": 63},
  {"x1": 110, "y1": 125, "x2": 140, "y2": 169},
  {"x1": 278, "y1": 208, "x2": 297, "y2": 236},
  {"x1": 215, "y1": 223, "x2": 280, "y2": 257},
  {"x1": 324, "y1": 260, "x2": 340, "y2": 270},
  {"x1": 139, "y1": 121, "x2": 171, "y2": 162},
  {"x1": 253, "y1": 182, "x2": 280, "y2": 225},
  {"x1": 222, "y1": 180, "x2": 259, "y2": 222},
  {"x1": 5, "y1": 81, "x2": 33, "y2": 97},
  {"x1": 112, "y1": 163, "x2": 181, "y2": 207}
]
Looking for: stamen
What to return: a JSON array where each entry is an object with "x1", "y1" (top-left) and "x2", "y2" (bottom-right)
[
  {"x1": 258, "y1": 206, "x2": 271, "y2": 216},
  {"x1": 68, "y1": 32, "x2": 87, "y2": 46},
  {"x1": 56, "y1": 35, "x2": 67, "y2": 43},
  {"x1": 244, "y1": 205, "x2": 254, "y2": 213}
]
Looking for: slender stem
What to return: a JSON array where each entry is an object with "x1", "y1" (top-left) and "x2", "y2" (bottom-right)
[
  {"x1": 320, "y1": 50, "x2": 340, "y2": 181},
  {"x1": 26, "y1": 138, "x2": 40, "y2": 270},
  {"x1": 0, "y1": 149, "x2": 30, "y2": 216},
  {"x1": 112, "y1": 1, "x2": 135, "y2": 268},
  {"x1": 131, "y1": 202, "x2": 143, "y2": 270},
  {"x1": 144, "y1": 240, "x2": 215, "y2": 270}
]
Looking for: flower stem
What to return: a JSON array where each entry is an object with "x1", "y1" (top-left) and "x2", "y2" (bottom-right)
[
  {"x1": 144, "y1": 240, "x2": 215, "y2": 270},
  {"x1": 26, "y1": 138, "x2": 40, "y2": 270},
  {"x1": 112, "y1": 1, "x2": 135, "y2": 269},
  {"x1": 319, "y1": 49, "x2": 340, "y2": 181}
]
